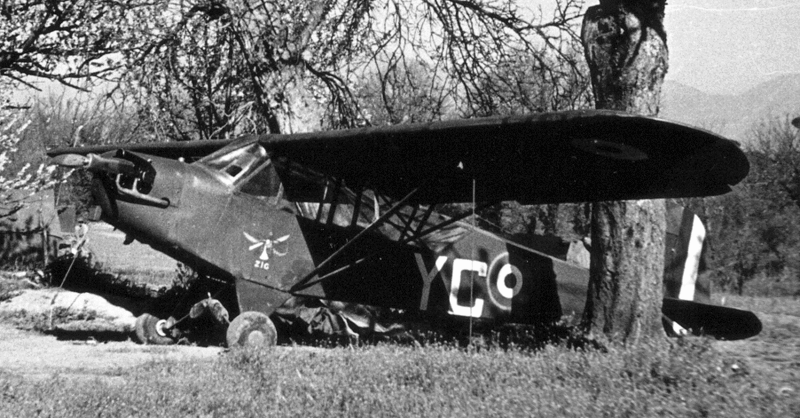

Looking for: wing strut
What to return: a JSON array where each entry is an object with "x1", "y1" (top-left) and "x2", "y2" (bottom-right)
[
  {"x1": 350, "y1": 188, "x2": 364, "y2": 226},
  {"x1": 324, "y1": 179, "x2": 342, "y2": 225},
  {"x1": 398, "y1": 202, "x2": 493, "y2": 246},
  {"x1": 289, "y1": 185, "x2": 423, "y2": 292},
  {"x1": 396, "y1": 204, "x2": 420, "y2": 241},
  {"x1": 290, "y1": 200, "x2": 497, "y2": 293}
]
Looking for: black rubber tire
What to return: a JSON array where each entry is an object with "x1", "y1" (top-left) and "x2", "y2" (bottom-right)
[
  {"x1": 226, "y1": 311, "x2": 277, "y2": 348},
  {"x1": 135, "y1": 313, "x2": 176, "y2": 345}
]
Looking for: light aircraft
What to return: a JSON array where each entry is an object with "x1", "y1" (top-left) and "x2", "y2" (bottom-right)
[{"x1": 48, "y1": 110, "x2": 761, "y2": 347}]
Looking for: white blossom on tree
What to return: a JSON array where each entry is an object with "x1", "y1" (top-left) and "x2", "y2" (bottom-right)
[{"x1": 0, "y1": 95, "x2": 64, "y2": 220}]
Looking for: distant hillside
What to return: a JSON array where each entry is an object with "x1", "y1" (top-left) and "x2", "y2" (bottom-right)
[{"x1": 661, "y1": 74, "x2": 800, "y2": 146}]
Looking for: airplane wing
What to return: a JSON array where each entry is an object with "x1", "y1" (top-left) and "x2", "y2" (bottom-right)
[
  {"x1": 47, "y1": 138, "x2": 237, "y2": 161},
  {"x1": 47, "y1": 110, "x2": 748, "y2": 205},
  {"x1": 261, "y1": 110, "x2": 749, "y2": 205}
]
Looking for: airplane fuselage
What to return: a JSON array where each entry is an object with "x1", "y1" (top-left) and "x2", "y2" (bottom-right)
[{"x1": 90, "y1": 143, "x2": 576, "y2": 324}]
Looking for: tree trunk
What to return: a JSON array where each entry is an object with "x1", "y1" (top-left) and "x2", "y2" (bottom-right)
[{"x1": 580, "y1": 0, "x2": 669, "y2": 344}]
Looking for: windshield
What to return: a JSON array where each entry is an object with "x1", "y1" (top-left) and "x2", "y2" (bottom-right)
[
  {"x1": 238, "y1": 161, "x2": 282, "y2": 197},
  {"x1": 200, "y1": 142, "x2": 268, "y2": 184}
]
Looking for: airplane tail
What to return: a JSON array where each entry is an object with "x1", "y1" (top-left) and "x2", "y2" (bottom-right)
[
  {"x1": 662, "y1": 297, "x2": 762, "y2": 340},
  {"x1": 663, "y1": 202, "x2": 710, "y2": 304},
  {"x1": 561, "y1": 203, "x2": 761, "y2": 340},
  {"x1": 657, "y1": 203, "x2": 761, "y2": 339},
  {"x1": 663, "y1": 202, "x2": 708, "y2": 336},
  {"x1": 659, "y1": 203, "x2": 762, "y2": 339}
]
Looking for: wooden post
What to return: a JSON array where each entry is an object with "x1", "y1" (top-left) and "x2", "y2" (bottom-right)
[{"x1": 39, "y1": 206, "x2": 49, "y2": 266}]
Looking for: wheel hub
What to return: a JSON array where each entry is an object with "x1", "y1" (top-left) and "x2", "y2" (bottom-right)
[
  {"x1": 247, "y1": 331, "x2": 266, "y2": 347},
  {"x1": 155, "y1": 319, "x2": 169, "y2": 337}
]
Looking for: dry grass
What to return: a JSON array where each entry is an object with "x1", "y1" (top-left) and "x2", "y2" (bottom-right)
[
  {"x1": 713, "y1": 293, "x2": 800, "y2": 317},
  {"x1": 0, "y1": 338, "x2": 797, "y2": 417}
]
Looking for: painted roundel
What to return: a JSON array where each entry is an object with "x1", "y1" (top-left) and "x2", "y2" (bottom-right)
[
  {"x1": 486, "y1": 252, "x2": 523, "y2": 311},
  {"x1": 570, "y1": 137, "x2": 649, "y2": 161}
]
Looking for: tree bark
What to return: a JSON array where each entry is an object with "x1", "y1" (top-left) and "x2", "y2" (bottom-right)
[{"x1": 580, "y1": 0, "x2": 669, "y2": 344}]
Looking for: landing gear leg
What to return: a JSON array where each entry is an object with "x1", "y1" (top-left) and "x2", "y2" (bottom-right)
[
  {"x1": 135, "y1": 313, "x2": 177, "y2": 345},
  {"x1": 226, "y1": 311, "x2": 277, "y2": 348}
]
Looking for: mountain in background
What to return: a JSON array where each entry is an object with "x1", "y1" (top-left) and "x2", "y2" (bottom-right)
[{"x1": 661, "y1": 74, "x2": 800, "y2": 146}]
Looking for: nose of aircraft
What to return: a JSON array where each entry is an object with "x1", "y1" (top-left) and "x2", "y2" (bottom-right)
[
  {"x1": 51, "y1": 153, "x2": 89, "y2": 167},
  {"x1": 52, "y1": 153, "x2": 137, "y2": 176}
]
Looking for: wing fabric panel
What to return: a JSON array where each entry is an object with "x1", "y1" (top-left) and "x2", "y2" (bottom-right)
[{"x1": 262, "y1": 110, "x2": 749, "y2": 205}]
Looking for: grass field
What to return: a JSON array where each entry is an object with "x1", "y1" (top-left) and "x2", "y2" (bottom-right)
[
  {"x1": 0, "y1": 336, "x2": 797, "y2": 417},
  {"x1": 0, "y1": 285, "x2": 797, "y2": 416},
  {"x1": 713, "y1": 293, "x2": 800, "y2": 316}
]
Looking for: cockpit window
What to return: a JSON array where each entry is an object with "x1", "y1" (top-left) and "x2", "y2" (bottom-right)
[
  {"x1": 238, "y1": 161, "x2": 282, "y2": 197},
  {"x1": 201, "y1": 142, "x2": 268, "y2": 184}
]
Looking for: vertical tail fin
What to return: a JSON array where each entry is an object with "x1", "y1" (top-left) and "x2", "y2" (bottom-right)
[{"x1": 664, "y1": 202, "x2": 709, "y2": 303}]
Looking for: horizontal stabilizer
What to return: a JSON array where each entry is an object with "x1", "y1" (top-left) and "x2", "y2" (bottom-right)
[{"x1": 662, "y1": 297, "x2": 762, "y2": 340}]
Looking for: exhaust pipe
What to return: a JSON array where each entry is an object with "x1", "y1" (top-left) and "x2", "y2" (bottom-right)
[{"x1": 52, "y1": 153, "x2": 137, "y2": 176}]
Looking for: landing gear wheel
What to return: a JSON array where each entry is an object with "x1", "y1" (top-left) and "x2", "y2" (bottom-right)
[
  {"x1": 226, "y1": 311, "x2": 277, "y2": 348},
  {"x1": 135, "y1": 313, "x2": 176, "y2": 345}
]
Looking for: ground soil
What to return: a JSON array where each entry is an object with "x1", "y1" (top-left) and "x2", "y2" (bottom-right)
[
  {"x1": 713, "y1": 311, "x2": 800, "y2": 393},
  {"x1": 0, "y1": 304, "x2": 797, "y2": 393},
  {"x1": 0, "y1": 321, "x2": 223, "y2": 384}
]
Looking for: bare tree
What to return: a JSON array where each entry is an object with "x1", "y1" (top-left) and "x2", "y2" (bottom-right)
[
  {"x1": 115, "y1": 0, "x2": 588, "y2": 141},
  {"x1": 0, "y1": 0, "x2": 156, "y2": 91},
  {"x1": 580, "y1": 0, "x2": 669, "y2": 343}
]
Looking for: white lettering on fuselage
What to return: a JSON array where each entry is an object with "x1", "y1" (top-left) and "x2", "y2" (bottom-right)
[
  {"x1": 449, "y1": 258, "x2": 486, "y2": 317},
  {"x1": 415, "y1": 253, "x2": 524, "y2": 318},
  {"x1": 415, "y1": 254, "x2": 448, "y2": 311}
]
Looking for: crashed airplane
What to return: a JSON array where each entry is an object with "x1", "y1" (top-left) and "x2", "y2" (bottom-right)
[{"x1": 48, "y1": 110, "x2": 761, "y2": 347}]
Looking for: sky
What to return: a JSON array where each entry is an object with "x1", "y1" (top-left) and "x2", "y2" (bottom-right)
[
  {"x1": 664, "y1": 0, "x2": 800, "y2": 94},
  {"x1": 527, "y1": 0, "x2": 800, "y2": 95}
]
